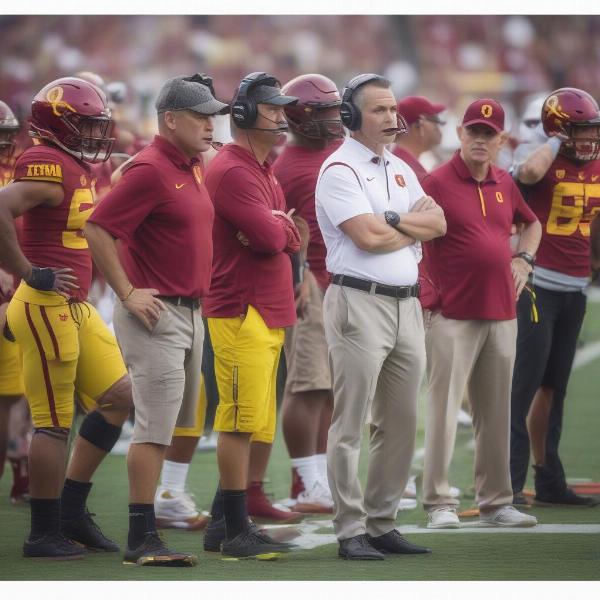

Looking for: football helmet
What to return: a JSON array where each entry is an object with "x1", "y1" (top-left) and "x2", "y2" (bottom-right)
[
  {"x1": 30, "y1": 77, "x2": 115, "y2": 163},
  {"x1": 281, "y1": 74, "x2": 344, "y2": 140},
  {"x1": 542, "y1": 87, "x2": 600, "y2": 161},
  {"x1": 0, "y1": 100, "x2": 20, "y2": 162}
]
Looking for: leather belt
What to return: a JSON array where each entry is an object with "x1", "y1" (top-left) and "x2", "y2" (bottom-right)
[
  {"x1": 331, "y1": 274, "x2": 420, "y2": 300},
  {"x1": 158, "y1": 296, "x2": 200, "y2": 310}
]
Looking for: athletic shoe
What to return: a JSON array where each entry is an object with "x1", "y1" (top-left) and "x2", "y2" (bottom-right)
[
  {"x1": 294, "y1": 479, "x2": 334, "y2": 514},
  {"x1": 23, "y1": 532, "x2": 86, "y2": 559},
  {"x1": 427, "y1": 507, "x2": 461, "y2": 529},
  {"x1": 204, "y1": 516, "x2": 261, "y2": 552},
  {"x1": 123, "y1": 531, "x2": 197, "y2": 566},
  {"x1": 196, "y1": 431, "x2": 218, "y2": 452},
  {"x1": 155, "y1": 487, "x2": 210, "y2": 530},
  {"x1": 61, "y1": 510, "x2": 119, "y2": 552},
  {"x1": 9, "y1": 456, "x2": 30, "y2": 504},
  {"x1": 449, "y1": 485, "x2": 461, "y2": 498},
  {"x1": 290, "y1": 467, "x2": 305, "y2": 499},
  {"x1": 457, "y1": 408, "x2": 473, "y2": 428},
  {"x1": 111, "y1": 420, "x2": 133, "y2": 456},
  {"x1": 404, "y1": 476, "x2": 417, "y2": 499},
  {"x1": 221, "y1": 526, "x2": 294, "y2": 559},
  {"x1": 535, "y1": 487, "x2": 598, "y2": 507},
  {"x1": 479, "y1": 505, "x2": 537, "y2": 527},
  {"x1": 247, "y1": 481, "x2": 304, "y2": 524}
]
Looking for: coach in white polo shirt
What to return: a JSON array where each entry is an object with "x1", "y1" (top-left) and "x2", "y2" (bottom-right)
[{"x1": 316, "y1": 74, "x2": 446, "y2": 561}]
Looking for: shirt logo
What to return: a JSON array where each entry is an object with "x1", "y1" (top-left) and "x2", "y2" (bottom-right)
[
  {"x1": 366, "y1": 176, "x2": 375, "y2": 182},
  {"x1": 175, "y1": 183, "x2": 186, "y2": 189},
  {"x1": 555, "y1": 169, "x2": 565, "y2": 179},
  {"x1": 395, "y1": 174, "x2": 406, "y2": 187},
  {"x1": 59, "y1": 313, "x2": 69, "y2": 322},
  {"x1": 496, "y1": 191, "x2": 504, "y2": 203},
  {"x1": 481, "y1": 104, "x2": 493, "y2": 118},
  {"x1": 592, "y1": 175, "x2": 599, "y2": 182},
  {"x1": 578, "y1": 172, "x2": 585, "y2": 181},
  {"x1": 192, "y1": 164, "x2": 203, "y2": 186}
]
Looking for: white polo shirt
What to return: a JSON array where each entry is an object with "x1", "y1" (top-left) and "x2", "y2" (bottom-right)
[{"x1": 316, "y1": 136, "x2": 425, "y2": 286}]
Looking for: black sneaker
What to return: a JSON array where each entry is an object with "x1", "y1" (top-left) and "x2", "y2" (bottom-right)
[
  {"x1": 61, "y1": 511, "x2": 119, "y2": 552},
  {"x1": 535, "y1": 487, "x2": 598, "y2": 507},
  {"x1": 123, "y1": 531, "x2": 197, "y2": 566},
  {"x1": 204, "y1": 516, "x2": 261, "y2": 552},
  {"x1": 23, "y1": 532, "x2": 87, "y2": 560},
  {"x1": 221, "y1": 526, "x2": 294, "y2": 559}
]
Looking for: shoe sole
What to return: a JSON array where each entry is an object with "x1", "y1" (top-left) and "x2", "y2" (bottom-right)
[
  {"x1": 24, "y1": 552, "x2": 86, "y2": 560},
  {"x1": 426, "y1": 523, "x2": 461, "y2": 529},
  {"x1": 338, "y1": 553, "x2": 384, "y2": 561},
  {"x1": 533, "y1": 499, "x2": 597, "y2": 507},
  {"x1": 477, "y1": 521, "x2": 537, "y2": 528},
  {"x1": 123, "y1": 555, "x2": 198, "y2": 567},
  {"x1": 222, "y1": 552, "x2": 281, "y2": 561},
  {"x1": 292, "y1": 502, "x2": 333, "y2": 514},
  {"x1": 203, "y1": 541, "x2": 222, "y2": 553},
  {"x1": 156, "y1": 516, "x2": 210, "y2": 530}
]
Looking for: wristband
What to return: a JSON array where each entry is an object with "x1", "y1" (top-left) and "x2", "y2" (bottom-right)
[
  {"x1": 547, "y1": 136, "x2": 562, "y2": 159},
  {"x1": 25, "y1": 266, "x2": 55, "y2": 291}
]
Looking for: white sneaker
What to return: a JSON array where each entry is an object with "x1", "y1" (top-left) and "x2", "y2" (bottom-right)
[
  {"x1": 110, "y1": 420, "x2": 134, "y2": 456},
  {"x1": 404, "y1": 476, "x2": 417, "y2": 499},
  {"x1": 398, "y1": 497, "x2": 418, "y2": 511},
  {"x1": 457, "y1": 408, "x2": 473, "y2": 428},
  {"x1": 479, "y1": 505, "x2": 537, "y2": 527},
  {"x1": 154, "y1": 487, "x2": 210, "y2": 530},
  {"x1": 449, "y1": 485, "x2": 461, "y2": 498},
  {"x1": 427, "y1": 507, "x2": 461, "y2": 529},
  {"x1": 294, "y1": 479, "x2": 334, "y2": 514}
]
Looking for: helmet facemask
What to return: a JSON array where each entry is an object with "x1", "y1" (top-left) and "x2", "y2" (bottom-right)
[
  {"x1": 560, "y1": 123, "x2": 600, "y2": 162},
  {"x1": 0, "y1": 127, "x2": 19, "y2": 162},
  {"x1": 290, "y1": 105, "x2": 344, "y2": 140},
  {"x1": 57, "y1": 111, "x2": 115, "y2": 163}
]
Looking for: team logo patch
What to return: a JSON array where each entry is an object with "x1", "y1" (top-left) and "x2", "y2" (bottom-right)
[
  {"x1": 545, "y1": 95, "x2": 569, "y2": 122},
  {"x1": 496, "y1": 191, "x2": 504, "y2": 203},
  {"x1": 395, "y1": 174, "x2": 406, "y2": 187},
  {"x1": 25, "y1": 163, "x2": 63, "y2": 181},
  {"x1": 47, "y1": 86, "x2": 76, "y2": 117},
  {"x1": 555, "y1": 169, "x2": 565, "y2": 179},
  {"x1": 592, "y1": 175, "x2": 599, "y2": 182},
  {"x1": 481, "y1": 104, "x2": 493, "y2": 118},
  {"x1": 578, "y1": 172, "x2": 586, "y2": 181},
  {"x1": 59, "y1": 313, "x2": 69, "y2": 322}
]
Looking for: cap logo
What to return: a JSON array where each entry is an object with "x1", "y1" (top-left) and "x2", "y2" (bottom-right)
[
  {"x1": 481, "y1": 104, "x2": 493, "y2": 118},
  {"x1": 46, "y1": 86, "x2": 76, "y2": 117}
]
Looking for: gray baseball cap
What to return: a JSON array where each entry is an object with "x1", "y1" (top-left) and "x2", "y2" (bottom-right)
[
  {"x1": 252, "y1": 85, "x2": 298, "y2": 106},
  {"x1": 155, "y1": 75, "x2": 230, "y2": 116}
]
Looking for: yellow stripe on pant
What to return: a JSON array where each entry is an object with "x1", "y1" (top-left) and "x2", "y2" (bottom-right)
[{"x1": 207, "y1": 305, "x2": 284, "y2": 444}]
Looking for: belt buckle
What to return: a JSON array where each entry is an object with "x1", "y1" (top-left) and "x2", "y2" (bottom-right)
[
  {"x1": 369, "y1": 282, "x2": 377, "y2": 295},
  {"x1": 174, "y1": 296, "x2": 183, "y2": 307}
]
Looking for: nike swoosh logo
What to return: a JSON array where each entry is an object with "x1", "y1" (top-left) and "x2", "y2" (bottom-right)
[
  {"x1": 175, "y1": 183, "x2": 186, "y2": 189},
  {"x1": 366, "y1": 177, "x2": 375, "y2": 182}
]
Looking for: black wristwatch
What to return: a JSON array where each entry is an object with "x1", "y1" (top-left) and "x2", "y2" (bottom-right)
[
  {"x1": 514, "y1": 251, "x2": 535, "y2": 267},
  {"x1": 384, "y1": 210, "x2": 401, "y2": 228}
]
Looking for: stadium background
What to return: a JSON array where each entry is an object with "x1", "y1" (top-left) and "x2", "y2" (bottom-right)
[{"x1": 1, "y1": 13, "x2": 600, "y2": 584}]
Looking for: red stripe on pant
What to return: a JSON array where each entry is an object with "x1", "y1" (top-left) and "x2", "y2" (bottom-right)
[
  {"x1": 39, "y1": 305, "x2": 61, "y2": 360},
  {"x1": 24, "y1": 302, "x2": 59, "y2": 427}
]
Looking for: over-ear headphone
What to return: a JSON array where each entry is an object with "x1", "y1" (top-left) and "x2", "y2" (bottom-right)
[
  {"x1": 231, "y1": 71, "x2": 282, "y2": 129},
  {"x1": 340, "y1": 73, "x2": 388, "y2": 131}
]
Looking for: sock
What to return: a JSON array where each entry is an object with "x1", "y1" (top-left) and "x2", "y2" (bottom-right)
[
  {"x1": 315, "y1": 453, "x2": 328, "y2": 482},
  {"x1": 160, "y1": 460, "x2": 189, "y2": 494},
  {"x1": 61, "y1": 479, "x2": 92, "y2": 520},
  {"x1": 291, "y1": 455, "x2": 318, "y2": 492},
  {"x1": 222, "y1": 489, "x2": 247, "y2": 540},
  {"x1": 128, "y1": 503, "x2": 156, "y2": 548},
  {"x1": 30, "y1": 498, "x2": 60, "y2": 538},
  {"x1": 210, "y1": 485, "x2": 224, "y2": 520}
]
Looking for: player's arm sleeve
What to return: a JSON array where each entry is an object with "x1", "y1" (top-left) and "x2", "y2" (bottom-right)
[
  {"x1": 510, "y1": 180, "x2": 537, "y2": 224},
  {"x1": 87, "y1": 163, "x2": 163, "y2": 242},
  {"x1": 315, "y1": 163, "x2": 372, "y2": 227},
  {"x1": 213, "y1": 167, "x2": 298, "y2": 254},
  {"x1": 12, "y1": 151, "x2": 66, "y2": 184}
]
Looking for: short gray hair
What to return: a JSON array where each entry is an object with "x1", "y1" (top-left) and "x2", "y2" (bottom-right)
[{"x1": 353, "y1": 77, "x2": 392, "y2": 110}]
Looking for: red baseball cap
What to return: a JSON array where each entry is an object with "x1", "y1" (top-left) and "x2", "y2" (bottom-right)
[
  {"x1": 397, "y1": 96, "x2": 446, "y2": 125},
  {"x1": 462, "y1": 99, "x2": 505, "y2": 133}
]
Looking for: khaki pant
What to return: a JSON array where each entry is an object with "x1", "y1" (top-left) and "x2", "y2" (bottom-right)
[
  {"x1": 323, "y1": 284, "x2": 426, "y2": 541},
  {"x1": 113, "y1": 301, "x2": 204, "y2": 446},
  {"x1": 423, "y1": 311, "x2": 516, "y2": 510}
]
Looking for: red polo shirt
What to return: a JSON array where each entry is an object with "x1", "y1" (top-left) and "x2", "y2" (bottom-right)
[
  {"x1": 421, "y1": 151, "x2": 537, "y2": 320},
  {"x1": 392, "y1": 146, "x2": 428, "y2": 181},
  {"x1": 273, "y1": 141, "x2": 341, "y2": 291},
  {"x1": 88, "y1": 135, "x2": 214, "y2": 299},
  {"x1": 203, "y1": 143, "x2": 300, "y2": 329}
]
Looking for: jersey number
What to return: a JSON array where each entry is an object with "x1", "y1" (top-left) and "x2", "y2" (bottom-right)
[
  {"x1": 62, "y1": 188, "x2": 94, "y2": 249},
  {"x1": 547, "y1": 182, "x2": 600, "y2": 237}
]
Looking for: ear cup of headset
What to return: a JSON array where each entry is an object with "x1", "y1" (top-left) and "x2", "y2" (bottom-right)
[
  {"x1": 232, "y1": 72, "x2": 278, "y2": 129},
  {"x1": 340, "y1": 99, "x2": 360, "y2": 131}
]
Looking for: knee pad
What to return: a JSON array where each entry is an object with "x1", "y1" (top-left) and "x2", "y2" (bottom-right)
[
  {"x1": 78, "y1": 410, "x2": 122, "y2": 453},
  {"x1": 33, "y1": 427, "x2": 70, "y2": 442}
]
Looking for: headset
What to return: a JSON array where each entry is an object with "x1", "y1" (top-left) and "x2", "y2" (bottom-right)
[
  {"x1": 231, "y1": 71, "x2": 283, "y2": 129},
  {"x1": 340, "y1": 73, "x2": 390, "y2": 131}
]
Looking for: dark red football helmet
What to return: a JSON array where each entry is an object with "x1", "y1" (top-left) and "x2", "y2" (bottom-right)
[
  {"x1": 281, "y1": 74, "x2": 344, "y2": 140},
  {"x1": 0, "y1": 100, "x2": 20, "y2": 162},
  {"x1": 542, "y1": 87, "x2": 600, "y2": 161},
  {"x1": 30, "y1": 77, "x2": 115, "y2": 163}
]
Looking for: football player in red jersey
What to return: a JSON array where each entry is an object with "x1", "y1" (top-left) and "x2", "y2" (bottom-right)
[
  {"x1": 0, "y1": 78, "x2": 133, "y2": 559},
  {"x1": 273, "y1": 74, "x2": 343, "y2": 513},
  {"x1": 0, "y1": 99, "x2": 32, "y2": 505},
  {"x1": 510, "y1": 87, "x2": 600, "y2": 506}
]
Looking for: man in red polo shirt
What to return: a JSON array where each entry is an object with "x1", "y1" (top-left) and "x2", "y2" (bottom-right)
[
  {"x1": 86, "y1": 73, "x2": 228, "y2": 566},
  {"x1": 420, "y1": 99, "x2": 542, "y2": 529},
  {"x1": 201, "y1": 72, "x2": 302, "y2": 559},
  {"x1": 273, "y1": 73, "x2": 344, "y2": 513},
  {"x1": 394, "y1": 96, "x2": 446, "y2": 181}
]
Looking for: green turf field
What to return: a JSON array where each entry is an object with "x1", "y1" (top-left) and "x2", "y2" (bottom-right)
[{"x1": 1, "y1": 300, "x2": 600, "y2": 581}]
